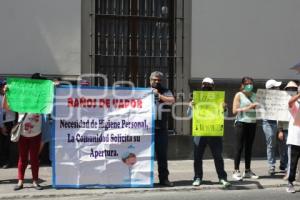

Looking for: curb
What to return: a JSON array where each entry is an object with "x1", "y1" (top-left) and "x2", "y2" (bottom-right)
[{"x1": 0, "y1": 182, "x2": 295, "y2": 200}]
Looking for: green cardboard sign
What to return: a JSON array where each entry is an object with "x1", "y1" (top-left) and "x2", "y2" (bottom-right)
[
  {"x1": 192, "y1": 91, "x2": 225, "y2": 136},
  {"x1": 6, "y1": 78, "x2": 54, "y2": 114}
]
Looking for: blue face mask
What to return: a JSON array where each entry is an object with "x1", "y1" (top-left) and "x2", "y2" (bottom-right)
[{"x1": 244, "y1": 84, "x2": 253, "y2": 92}]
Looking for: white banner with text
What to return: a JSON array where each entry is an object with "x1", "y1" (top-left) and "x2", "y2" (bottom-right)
[
  {"x1": 52, "y1": 86, "x2": 155, "y2": 188},
  {"x1": 256, "y1": 89, "x2": 294, "y2": 121}
]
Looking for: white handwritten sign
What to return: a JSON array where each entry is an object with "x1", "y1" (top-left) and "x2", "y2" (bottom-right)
[{"x1": 256, "y1": 89, "x2": 294, "y2": 121}]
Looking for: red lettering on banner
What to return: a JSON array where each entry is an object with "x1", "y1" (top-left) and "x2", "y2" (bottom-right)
[
  {"x1": 137, "y1": 99, "x2": 142, "y2": 108},
  {"x1": 99, "y1": 99, "x2": 110, "y2": 108},
  {"x1": 67, "y1": 98, "x2": 97, "y2": 108},
  {"x1": 67, "y1": 98, "x2": 142, "y2": 108},
  {"x1": 112, "y1": 99, "x2": 143, "y2": 108},
  {"x1": 68, "y1": 98, "x2": 74, "y2": 107},
  {"x1": 80, "y1": 98, "x2": 86, "y2": 107}
]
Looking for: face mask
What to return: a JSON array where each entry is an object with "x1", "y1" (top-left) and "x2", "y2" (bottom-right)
[
  {"x1": 244, "y1": 84, "x2": 253, "y2": 92},
  {"x1": 151, "y1": 82, "x2": 162, "y2": 90},
  {"x1": 202, "y1": 86, "x2": 213, "y2": 91}
]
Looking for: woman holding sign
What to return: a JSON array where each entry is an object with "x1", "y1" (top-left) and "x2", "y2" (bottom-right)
[
  {"x1": 3, "y1": 73, "x2": 47, "y2": 191},
  {"x1": 232, "y1": 77, "x2": 259, "y2": 181}
]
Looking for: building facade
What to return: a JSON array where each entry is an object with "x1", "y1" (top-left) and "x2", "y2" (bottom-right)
[{"x1": 2, "y1": 0, "x2": 300, "y2": 159}]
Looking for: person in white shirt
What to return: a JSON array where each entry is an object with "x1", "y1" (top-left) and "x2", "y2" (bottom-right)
[{"x1": 285, "y1": 88, "x2": 300, "y2": 193}]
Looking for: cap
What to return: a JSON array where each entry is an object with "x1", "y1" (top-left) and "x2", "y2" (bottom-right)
[
  {"x1": 284, "y1": 81, "x2": 298, "y2": 89},
  {"x1": 265, "y1": 79, "x2": 282, "y2": 89},
  {"x1": 202, "y1": 77, "x2": 214, "y2": 84}
]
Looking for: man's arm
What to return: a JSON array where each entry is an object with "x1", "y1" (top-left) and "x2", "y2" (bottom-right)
[
  {"x1": 153, "y1": 89, "x2": 175, "y2": 104},
  {"x1": 159, "y1": 93, "x2": 175, "y2": 104}
]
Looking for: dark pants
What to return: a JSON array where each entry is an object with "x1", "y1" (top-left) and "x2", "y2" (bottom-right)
[
  {"x1": 288, "y1": 145, "x2": 300, "y2": 183},
  {"x1": 155, "y1": 128, "x2": 169, "y2": 182},
  {"x1": 193, "y1": 136, "x2": 227, "y2": 180},
  {"x1": 278, "y1": 130, "x2": 288, "y2": 170},
  {"x1": 0, "y1": 122, "x2": 14, "y2": 166},
  {"x1": 234, "y1": 122, "x2": 256, "y2": 170}
]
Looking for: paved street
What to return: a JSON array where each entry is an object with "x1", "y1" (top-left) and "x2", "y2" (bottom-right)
[
  {"x1": 19, "y1": 188, "x2": 300, "y2": 200},
  {"x1": 0, "y1": 159, "x2": 299, "y2": 199}
]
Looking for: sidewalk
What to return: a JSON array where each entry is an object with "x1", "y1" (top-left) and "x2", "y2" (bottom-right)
[{"x1": 0, "y1": 159, "x2": 296, "y2": 199}]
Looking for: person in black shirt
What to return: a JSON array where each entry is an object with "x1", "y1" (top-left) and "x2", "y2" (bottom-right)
[{"x1": 150, "y1": 71, "x2": 175, "y2": 187}]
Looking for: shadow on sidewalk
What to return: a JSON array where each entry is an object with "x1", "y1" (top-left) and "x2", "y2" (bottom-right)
[
  {"x1": 231, "y1": 180, "x2": 264, "y2": 190},
  {"x1": 167, "y1": 179, "x2": 266, "y2": 190},
  {"x1": 258, "y1": 174, "x2": 284, "y2": 179},
  {"x1": 0, "y1": 178, "x2": 47, "y2": 185}
]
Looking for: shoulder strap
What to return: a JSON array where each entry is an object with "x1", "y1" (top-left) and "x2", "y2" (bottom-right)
[{"x1": 20, "y1": 113, "x2": 27, "y2": 123}]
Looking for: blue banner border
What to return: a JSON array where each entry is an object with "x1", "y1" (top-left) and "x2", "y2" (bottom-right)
[{"x1": 51, "y1": 86, "x2": 155, "y2": 188}]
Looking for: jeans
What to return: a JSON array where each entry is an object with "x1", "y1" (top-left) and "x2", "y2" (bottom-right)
[
  {"x1": 193, "y1": 136, "x2": 227, "y2": 180},
  {"x1": 262, "y1": 120, "x2": 277, "y2": 168}
]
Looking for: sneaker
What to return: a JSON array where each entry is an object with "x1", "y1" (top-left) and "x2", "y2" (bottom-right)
[
  {"x1": 268, "y1": 167, "x2": 275, "y2": 175},
  {"x1": 159, "y1": 179, "x2": 174, "y2": 187},
  {"x1": 192, "y1": 178, "x2": 202, "y2": 186},
  {"x1": 2, "y1": 163, "x2": 9, "y2": 169},
  {"x1": 219, "y1": 179, "x2": 231, "y2": 188},
  {"x1": 232, "y1": 170, "x2": 243, "y2": 181},
  {"x1": 33, "y1": 183, "x2": 43, "y2": 190},
  {"x1": 286, "y1": 182, "x2": 296, "y2": 193},
  {"x1": 243, "y1": 170, "x2": 259, "y2": 179},
  {"x1": 13, "y1": 184, "x2": 23, "y2": 191}
]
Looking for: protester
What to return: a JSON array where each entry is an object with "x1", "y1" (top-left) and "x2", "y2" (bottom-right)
[
  {"x1": 262, "y1": 79, "x2": 282, "y2": 175},
  {"x1": 187, "y1": 77, "x2": 231, "y2": 188},
  {"x1": 232, "y1": 77, "x2": 259, "y2": 181},
  {"x1": 0, "y1": 81, "x2": 16, "y2": 169},
  {"x1": 150, "y1": 71, "x2": 175, "y2": 187},
  {"x1": 285, "y1": 84, "x2": 300, "y2": 193},
  {"x1": 277, "y1": 81, "x2": 299, "y2": 180},
  {"x1": 3, "y1": 73, "x2": 47, "y2": 190},
  {"x1": 0, "y1": 81, "x2": 5, "y2": 163}
]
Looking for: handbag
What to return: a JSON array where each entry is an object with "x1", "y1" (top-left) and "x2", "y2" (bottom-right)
[{"x1": 10, "y1": 114, "x2": 27, "y2": 142}]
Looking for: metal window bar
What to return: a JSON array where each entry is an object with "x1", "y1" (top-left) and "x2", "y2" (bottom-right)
[{"x1": 94, "y1": 0, "x2": 183, "y2": 132}]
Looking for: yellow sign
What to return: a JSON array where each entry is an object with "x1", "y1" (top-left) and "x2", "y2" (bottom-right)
[{"x1": 192, "y1": 91, "x2": 225, "y2": 136}]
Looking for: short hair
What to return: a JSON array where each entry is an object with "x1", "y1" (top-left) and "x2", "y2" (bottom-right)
[{"x1": 149, "y1": 71, "x2": 164, "y2": 80}]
